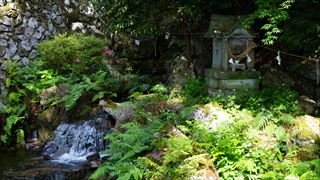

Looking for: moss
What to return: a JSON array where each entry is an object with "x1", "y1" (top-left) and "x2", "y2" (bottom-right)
[
  {"x1": 2, "y1": 5, "x2": 11, "y2": 12},
  {"x1": 295, "y1": 116, "x2": 320, "y2": 143},
  {"x1": 37, "y1": 129, "x2": 53, "y2": 142},
  {"x1": 0, "y1": 10, "x2": 3, "y2": 20},
  {"x1": 36, "y1": 108, "x2": 59, "y2": 131},
  {"x1": 15, "y1": 2, "x2": 26, "y2": 12},
  {"x1": 296, "y1": 147, "x2": 320, "y2": 161},
  {"x1": 1, "y1": 4, "x2": 18, "y2": 17}
]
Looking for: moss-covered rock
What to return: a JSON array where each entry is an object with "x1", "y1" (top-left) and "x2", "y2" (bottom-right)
[
  {"x1": 293, "y1": 115, "x2": 320, "y2": 142},
  {"x1": 167, "y1": 52, "x2": 196, "y2": 87},
  {"x1": 291, "y1": 115, "x2": 320, "y2": 160},
  {"x1": 102, "y1": 101, "x2": 135, "y2": 129},
  {"x1": 35, "y1": 107, "x2": 60, "y2": 142}
]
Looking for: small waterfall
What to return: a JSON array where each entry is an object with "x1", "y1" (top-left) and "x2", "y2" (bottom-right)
[{"x1": 42, "y1": 112, "x2": 114, "y2": 165}]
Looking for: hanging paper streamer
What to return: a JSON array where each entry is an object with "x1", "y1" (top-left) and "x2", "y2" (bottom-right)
[
  {"x1": 134, "y1": 39, "x2": 140, "y2": 46},
  {"x1": 246, "y1": 54, "x2": 252, "y2": 63},
  {"x1": 165, "y1": 32, "x2": 170, "y2": 40},
  {"x1": 276, "y1": 50, "x2": 281, "y2": 65}
]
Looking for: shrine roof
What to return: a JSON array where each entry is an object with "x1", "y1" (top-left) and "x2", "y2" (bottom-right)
[{"x1": 205, "y1": 15, "x2": 253, "y2": 38}]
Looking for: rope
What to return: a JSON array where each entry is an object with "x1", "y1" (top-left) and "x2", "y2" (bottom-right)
[
  {"x1": 256, "y1": 43, "x2": 320, "y2": 85},
  {"x1": 227, "y1": 41, "x2": 256, "y2": 60},
  {"x1": 107, "y1": 30, "x2": 320, "y2": 82},
  {"x1": 255, "y1": 43, "x2": 319, "y2": 63}
]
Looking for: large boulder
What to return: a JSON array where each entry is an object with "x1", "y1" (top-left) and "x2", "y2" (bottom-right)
[
  {"x1": 102, "y1": 101, "x2": 135, "y2": 129},
  {"x1": 260, "y1": 65, "x2": 294, "y2": 88},
  {"x1": 298, "y1": 96, "x2": 317, "y2": 115},
  {"x1": 167, "y1": 52, "x2": 196, "y2": 87},
  {"x1": 35, "y1": 107, "x2": 59, "y2": 142},
  {"x1": 191, "y1": 102, "x2": 232, "y2": 131},
  {"x1": 291, "y1": 115, "x2": 320, "y2": 160}
]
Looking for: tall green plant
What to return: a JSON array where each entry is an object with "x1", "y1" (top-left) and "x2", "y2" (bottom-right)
[{"x1": 0, "y1": 60, "x2": 65, "y2": 144}]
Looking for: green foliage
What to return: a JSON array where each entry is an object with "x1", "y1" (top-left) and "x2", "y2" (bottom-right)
[
  {"x1": 0, "y1": 34, "x2": 129, "y2": 145},
  {"x1": 255, "y1": 110, "x2": 274, "y2": 129},
  {"x1": 244, "y1": 0, "x2": 295, "y2": 45},
  {"x1": 150, "y1": 83, "x2": 168, "y2": 94},
  {"x1": 90, "y1": 121, "x2": 163, "y2": 179},
  {"x1": 182, "y1": 78, "x2": 206, "y2": 99},
  {"x1": 38, "y1": 33, "x2": 107, "y2": 75},
  {"x1": 90, "y1": 84, "x2": 319, "y2": 179},
  {"x1": 278, "y1": 0, "x2": 320, "y2": 55},
  {"x1": 163, "y1": 137, "x2": 193, "y2": 164},
  {"x1": 92, "y1": 0, "x2": 203, "y2": 36},
  {"x1": 226, "y1": 88, "x2": 300, "y2": 116},
  {"x1": 93, "y1": 0, "x2": 319, "y2": 57}
]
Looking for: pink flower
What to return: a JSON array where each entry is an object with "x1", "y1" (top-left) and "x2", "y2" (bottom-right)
[
  {"x1": 74, "y1": 58, "x2": 80, "y2": 63},
  {"x1": 103, "y1": 47, "x2": 112, "y2": 55}
]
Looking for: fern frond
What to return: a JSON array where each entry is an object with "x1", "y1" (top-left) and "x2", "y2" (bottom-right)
[
  {"x1": 184, "y1": 153, "x2": 210, "y2": 166},
  {"x1": 293, "y1": 162, "x2": 312, "y2": 176},
  {"x1": 311, "y1": 159, "x2": 320, "y2": 176},
  {"x1": 136, "y1": 157, "x2": 159, "y2": 169},
  {"x1": 255, "y1": 111, "x2": 273, "y2": 129},
  {"x1": 278, "y1": 114, "x2": 295, "y2": 125},
  {"x1": 233, "y1": 159, "x2": 256, "y2": 173},
  {"x1": 89, "y1": 164, "x2": 108, "y2": 180}
]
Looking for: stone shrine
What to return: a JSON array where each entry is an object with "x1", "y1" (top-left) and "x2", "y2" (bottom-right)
[{"x1": 205, "y1": 15, "x2": 260, "y2": 92}]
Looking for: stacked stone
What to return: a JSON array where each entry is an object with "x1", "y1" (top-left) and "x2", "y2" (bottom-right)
[
  {"x1": 0, "y1": 0, "x2": 99, "y2": 64},
  {"x1": 0, "y1": 0, "x2": 101, "y2": 102}
]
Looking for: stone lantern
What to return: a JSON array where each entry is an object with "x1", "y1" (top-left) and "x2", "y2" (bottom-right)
[{"x1": 205, "y1": 15, "x2": 260, "y2": 92}]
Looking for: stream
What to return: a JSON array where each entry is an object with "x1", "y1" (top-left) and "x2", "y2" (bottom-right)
[{"x1": 1, "y1": 111, "x2": 114, "y2": 180}]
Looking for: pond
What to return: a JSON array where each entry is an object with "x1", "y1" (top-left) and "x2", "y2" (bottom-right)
[{"x1": 0, "y1": 148, "x2": 38, "y2": 177}]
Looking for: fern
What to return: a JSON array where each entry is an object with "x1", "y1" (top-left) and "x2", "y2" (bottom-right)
[
  {"x1": 91, "y1": 121, "x2": 163, "y2": 179},
  {"x1": 262, "y1": 171, "x2": 278, "y2": 179},
  {"x1": 163, "y1": 137, "x2": 193, "y2": 165},
  {"x1": 89, "y1": 164, "x2": 109, "y2": 180},
  {"x1": 60, "y1": 83, "x2": 87, "y2": 110},
  {"x1": 277, "y1": 114, "x2": 295, "y2": 125},
  {"x1": 311, "y1": 159, "x2": 320, "y2": 176},
  {"x1": 136, "y1": 157, "x2": 159, "y2": 169},
  {"x1": 255, "y1": 111, "x2": 273, "y2": 129},
  {"x1": 233, "y1": 158, "x2": 257, "y2": 173},
  {"x1": 293, "y1": 162, "x2": 312, "y2": 176},
  {"x1": 300, "y1": 171, "x2": 320, "y2": 180}
]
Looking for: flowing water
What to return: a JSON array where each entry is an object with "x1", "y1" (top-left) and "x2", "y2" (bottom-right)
[
  {"x1": 2, "y1": 112, "x2": 114, "y2": 179},
  {"x1": 0, "y1": 149, "x2": 38, "y2": 177},
  {"x1": 42, "y1": 112, "x2": 112, "y2": 165}
]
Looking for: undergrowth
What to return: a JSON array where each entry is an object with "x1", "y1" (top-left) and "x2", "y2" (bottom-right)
[
  {"x1": 90, "y1": 82, "x2": 320, "y2": 179},
  {"x1": 0, "y1": 34, "x2": 139, "y2": 145}
]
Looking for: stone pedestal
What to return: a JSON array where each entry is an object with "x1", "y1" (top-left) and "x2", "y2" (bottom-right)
[{"x1": 205, "y1": 69, "x2": 260, "y2": 91}]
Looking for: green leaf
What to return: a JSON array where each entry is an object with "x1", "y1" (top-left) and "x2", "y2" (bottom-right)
[
  {"x1": 92, "y1": 91, "x2": 106, "y2": 102},
  {"x1": 0, "y1": 135, "x2": 8, "y2": 143},
  {"x1": 5, "y1": 78, "x2": 11, "y2": 87},
  {"x1": 16, "y1": 129, "x2": 25, "y2": 145},
  {"x1": 4, "y1": 115, "x2": 25, "y2": 135}
]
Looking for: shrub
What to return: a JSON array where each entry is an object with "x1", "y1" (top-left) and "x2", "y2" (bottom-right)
[
  {"x1": 38, "y1": 33, "x2": 108, "y2": 75},
  {"x1": 226, "y1": 88, "x2": 301, "y2": 116}
]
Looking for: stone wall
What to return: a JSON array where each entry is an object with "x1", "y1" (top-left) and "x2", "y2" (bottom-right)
[
  {"x1": 0, "y1": 0, "x2": 102, "y2": 103},
  {"x1": 0, "y1": 0, "x2": 101, "y2": 63}
]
